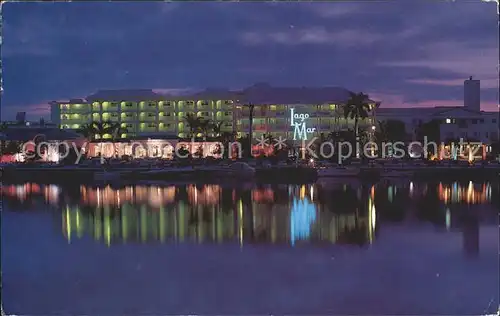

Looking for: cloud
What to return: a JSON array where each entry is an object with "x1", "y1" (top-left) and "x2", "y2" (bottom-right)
[
  {"x1": 368, "y1": 91, "x2": 497, "y2": 112},
  {"x1": 305, "y1": 3, "x2": 362, "y2": 17},
  {"x1": 2, "y1": 20, "x2": 57, "y2": 57},
  {"x1": 152, "y1": 88, "x2": 196, "y2": 95},
  {"x1": 240, "y1": 27, "x2": 385, "y2": 47},
  {"x1": 406, "y1": 78, "x2": 498, "y2": 89},
  {"x1": 378, "y1": 41, "x2": 497, "y2": 88}
]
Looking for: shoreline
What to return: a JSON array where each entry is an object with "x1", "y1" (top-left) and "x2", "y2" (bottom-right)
[{"x1": 1, "y1": 163, "x2": 499, "y2": 183}]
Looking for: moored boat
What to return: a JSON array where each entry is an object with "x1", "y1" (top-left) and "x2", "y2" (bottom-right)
[{"x1": 317, "y1": 166, "x2": 359, "y2": 177}]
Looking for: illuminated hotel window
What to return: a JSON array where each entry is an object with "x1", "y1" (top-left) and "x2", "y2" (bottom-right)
[{"x1": 270, "y1": 105, "x2": 277, "y2": 111}]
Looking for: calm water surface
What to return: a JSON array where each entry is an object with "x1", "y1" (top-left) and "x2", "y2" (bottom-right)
[{"x1": 2, "y1": 179, "x2": 498, "y2": 315}]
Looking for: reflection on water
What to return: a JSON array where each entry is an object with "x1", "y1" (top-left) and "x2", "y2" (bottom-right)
[
  {"x1": 1, "y1": 180, "x2": 497, "y2": 250},
  {"x1": 438, "y1": 181, "x2": 492, "y2": 204}
]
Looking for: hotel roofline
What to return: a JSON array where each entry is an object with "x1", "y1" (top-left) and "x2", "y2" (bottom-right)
[{"x1": 50, "y1": 83, "x2": 376, "y2": 105}]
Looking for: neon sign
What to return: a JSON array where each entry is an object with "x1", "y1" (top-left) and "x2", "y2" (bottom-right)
[{"x1": 290, "y1": 108, "x2": 316, "y2": 140}]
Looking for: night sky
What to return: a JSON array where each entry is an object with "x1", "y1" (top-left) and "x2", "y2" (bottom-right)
[{"x1": 1, "y1": 1, "x2": 498, "y2": 121}]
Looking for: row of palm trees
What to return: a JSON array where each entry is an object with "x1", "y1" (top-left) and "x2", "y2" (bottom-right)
[
  {"x1": 183, "y1": 113, "x2": 234, "y2": 140},
  {"x1": 78, "y1": 121, "x2": 129, "y2": 141}
]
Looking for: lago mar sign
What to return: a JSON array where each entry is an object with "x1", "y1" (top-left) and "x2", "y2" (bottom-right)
[{"x1": 290, "y1": 108, "x2": 316, "y2": 141}]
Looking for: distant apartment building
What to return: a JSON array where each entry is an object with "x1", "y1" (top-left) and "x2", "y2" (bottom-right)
[
  {"x1": 49, "y1": 83, "x2": 376, "y2": 143},
  {"x1": 377, "y1": 78, "x2": 498, "y2": 145}
]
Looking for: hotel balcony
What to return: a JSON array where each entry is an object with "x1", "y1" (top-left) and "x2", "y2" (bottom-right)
[
  {"x1": 215, "y1": 100, "x2": 234, "y2": 110},
  {"x1": 159, "y1": 112, "x2": 176, "y2": 121},
  {"x1": 177, "y1": 112, "x2": 187, "y2": 121},
  {"x1": 101, "y1": 102, "x2": 120, "y2": 112},
  {"x1": 158, "y1": 101, "x2": 175, "y2": 112},
  {"x1": 61, "y1": 119, "x2": 90, "y2": 127},
  {"x1": 158, "y1": 123, "x2": 176, "y2": 132},
  {"x1": 102, "y1": 112, "x2": 120, "y2": 122},
  {"x1": 60, "y1": 104, "x2": 90, "y2": 114},
  {"x1": 177, "y1": 101, "x2": 195, "y2": 112},
  {"x1": 196, "y1": 100, "x2": 214, "y2": 111},
  {"x1": 139, "y1": 101, "x2": 158, "y2": 112},
  {"x1": 120, "y1": 113, "x2": 137, "y2": 122},
  {"x1": 91, "y1": 102, "x2": 101, "y2": 112},
  {"x1": 121, "y1": 102, "x2": 138, "y2": 111},
  {"x1": 197, "y1": 111, "x2": 214, "y2": 119},
  {"x1": 61, "y1": 124, "x2": 83, "y2": 130},
  {"x1": 60, "y1": 114, "x2": 91, "y2": 122},
  {"x1": 121, "y1": 122, "x2": 137, "y2": 130},
  {"x1": 139, "y1": 123, "x2": 158, "y2": 133},
  {"x1": 215, "y1": 111, "x2": 232, "y2": 120},
  {"x1": 267, "y1": 116, "x2": 286, "y2": 123},
  {"x1": 267, "y1": 105, "x2": 287, "y2": 112},
  {"x1": 138, "y1": 113, "x2": 158, "y2": 122}
]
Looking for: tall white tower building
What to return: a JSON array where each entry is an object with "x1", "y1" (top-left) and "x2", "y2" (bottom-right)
[{"x1": 464, "y1": 76, "x2": 480, "y2": 111}]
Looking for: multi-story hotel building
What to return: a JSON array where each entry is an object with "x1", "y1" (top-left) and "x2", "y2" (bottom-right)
[{"x1": 50, "y1": 83, "x2": 376, "y2": 143}]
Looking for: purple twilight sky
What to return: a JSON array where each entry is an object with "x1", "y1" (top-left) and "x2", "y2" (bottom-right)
[{"x1": 1, "y1": 1, "x2": 498, "y2": 121}]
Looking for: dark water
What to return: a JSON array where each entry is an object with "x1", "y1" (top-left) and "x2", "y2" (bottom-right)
[{"x1": 2, "y1": 179, "x2": 498, "y2": 315}]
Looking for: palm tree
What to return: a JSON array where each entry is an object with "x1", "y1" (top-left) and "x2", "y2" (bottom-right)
[
  {"x1": 342, "y1": 92, "x2": 372, "y2": 158},
  {"x1": 104, "y1": 122, "x2": 128, "y2": 141},
  {"x1": 0, "y1": 122, "x2": 9, "y2": 156},
  {"x1": 236, "y1": 96, "x2": 256, "y2": 158},
  {"x1": 0, "y1": 122, "x2": 8, "y2": 132},
  {"x1": 246, "y1": 103, "x2": 255, "y2": 158},
  {"x1": 211, "y1": 121, "x2": 223, "y2": 138},
  {"x1": 375, "y1": 120, "x2": 388, "y2": 143},
  {"x1": 198, "y1": 118, "x2": 212, "y2": 140},
  {"x1": 220, "y1": 131, "x2": 236, "y2": 159},
  {"x1": 78, "y1": 123, "x2": 98, "y2": 141},
  {"x1": 106, "y1": 122, "x2": 129, "y2": 157},
  {"x1": 184, "y1": 113, "x2": 202, "y2": 139},
  {"x1": 2, "y1": 141, "x2": 21, "y2": 155}
]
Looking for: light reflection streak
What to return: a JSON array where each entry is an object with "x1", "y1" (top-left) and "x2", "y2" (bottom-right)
[
  {"x1": 4, "y1": 182, "x2": 495, "y2": 247},
  {"x1": 438, "y1": 182, "x2": 491, "y2": 204},
  {"x1": 290, "y1": 197, "x2": 317, "y2": 246}
]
